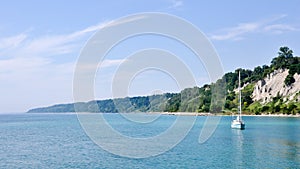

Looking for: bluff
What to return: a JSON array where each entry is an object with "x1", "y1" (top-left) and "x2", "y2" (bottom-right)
[{"x1": 253, "y1": 69, "x2": 300, "y2": 103}]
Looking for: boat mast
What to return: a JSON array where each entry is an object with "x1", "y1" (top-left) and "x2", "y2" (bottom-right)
[{"x1": 238, "y1": 71, "x2": 242, "y2": 119}]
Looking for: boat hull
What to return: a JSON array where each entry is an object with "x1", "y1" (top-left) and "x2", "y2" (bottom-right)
[{"x1": 231, "y1": 121, "x2": 245, "y2": 130}]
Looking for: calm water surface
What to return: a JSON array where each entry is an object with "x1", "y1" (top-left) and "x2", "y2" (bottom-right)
[{"x1": 0, "y1": 113, "x2": 299, "y2": 169}]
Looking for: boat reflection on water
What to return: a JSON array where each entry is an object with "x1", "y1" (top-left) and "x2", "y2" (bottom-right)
[{"x1": 231, "y1": 129, "x2": 245, "y2": 167}]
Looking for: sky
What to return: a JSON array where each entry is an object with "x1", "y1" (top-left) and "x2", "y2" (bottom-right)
[{"x1": 0, "y1": 0, "x2": 299, "y2": 112}]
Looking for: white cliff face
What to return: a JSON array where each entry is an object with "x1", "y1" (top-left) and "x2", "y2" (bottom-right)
[{"x1": 252, "y1": 69, "x2": 300, "y2": 103}]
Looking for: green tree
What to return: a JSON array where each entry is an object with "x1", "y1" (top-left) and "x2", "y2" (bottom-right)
[
  {"x1": 284, "y1": 74, "x2": 295, "y2": 86},
  {"x1": 287, "y1": 103, "x2": 297, "y2": 115},
  {"x1": 278, "y1": 46, "x2": 293, "y2": 58},
  {"x1": 271, "y1": 46, "x2": 294, "y2": 70}
]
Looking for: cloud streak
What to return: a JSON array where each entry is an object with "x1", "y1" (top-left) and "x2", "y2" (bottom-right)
[
  {"x1": 1, "y1": 15, "x2": 146, "y2": 60},
  {"x1": 0, "y1": 33, "x2": 27, "y2": 50},
  {"x1": 21, "y1": 21, "x2": 112, "y2": 57},
  {"x1": 210, "y1": 23, "x2": 259, "y2": 41},
  {"x1": 168, "y1": 0, "x2": 183, "y2": 10},
  {"x1": 263, "y1": 24, "x2": 297, "y2": 34},
  {"x1": 210, "y1": 15, "x2": 298, "y2": 41},
  {"x1": 0, "y1": 20, "x2": 117, "y2": 72}
]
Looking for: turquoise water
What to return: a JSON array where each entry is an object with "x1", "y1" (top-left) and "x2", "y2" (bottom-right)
[{"x1": 0, "y1": 113, "x2": 299, "y2": 168}]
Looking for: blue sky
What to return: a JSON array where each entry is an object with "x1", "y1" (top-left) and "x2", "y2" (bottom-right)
[{"x1": 1, "y1": 0, "x2": 299, "y2": 112}]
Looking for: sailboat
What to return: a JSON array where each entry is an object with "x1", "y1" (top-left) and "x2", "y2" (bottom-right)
[{"x1": 231, "y1": 71, "x2": 245, "y2": 130}]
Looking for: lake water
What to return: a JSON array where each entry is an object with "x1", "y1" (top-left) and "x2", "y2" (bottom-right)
[{"x1": 0, "y1": 113, "x2": 299, "y2": 168}]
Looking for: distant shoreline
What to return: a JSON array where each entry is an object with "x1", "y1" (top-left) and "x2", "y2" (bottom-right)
[
  {"x1": 150, "y1": 112, "x2": 300, "y2": 117},
  {"x1": 24, "y1": 111, "x2": 300, "y2": 117}
]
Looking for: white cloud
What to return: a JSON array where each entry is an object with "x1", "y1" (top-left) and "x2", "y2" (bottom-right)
[
  {"x1": 69, "y1": 21, "x2": 113, "y2": 38},
  {"x1": 264, "y1": 24, "x2": 297, "y2": 34},
  {"x1": 210, "y1": 15, "x2": 298, "y2": 41},
  {"x1": 100, "y1": 59, "x2": 125, "y2": 68},
  {"x1": 0, "y1": 22, "x2": 108, "y2": 85},
  {"x1": 0, "y1": 16, "x2": 146, "y2": 59},
  {"x1": 103, "y1": 15, "x2": 146, "y2": 28},
  {"x1": 21, "y1": 22, "x2": 112, "y2": 57},
  {"x1": 210, "y1": 23, "x2": 259, "y2": 41},
  {"x1": 0, "y1": 20, "x2": 115, "y2": 71},
  {"x1": 0, "y1": 33, "x2": 27, "y2": 50},
  {"x1": 168, "y1": 0, "x2": 183, "y2": 10}
]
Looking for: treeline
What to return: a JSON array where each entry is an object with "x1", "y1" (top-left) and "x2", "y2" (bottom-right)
[
  {"x1": 28, "y1": 47, "x2": 300, "y2": 114},
  {"x1": 28, "y1": 90, "x2": 211, "y2": 113},
  {"x1": 224, "y1": 47, "x2": 300, "y2": 89}
]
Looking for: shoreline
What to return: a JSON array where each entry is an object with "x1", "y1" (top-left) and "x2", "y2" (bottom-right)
[
  {"x1": 149, "y1": 112, "x2": 300, "y2": 117},
  {"x1": 24, "y1": 111, "x2": 300, "y2": 117}
]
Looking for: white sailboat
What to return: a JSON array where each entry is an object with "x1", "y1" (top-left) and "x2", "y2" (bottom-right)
[{"x1": 231, "y1": 71, "x2": 245, "y2": 130}]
